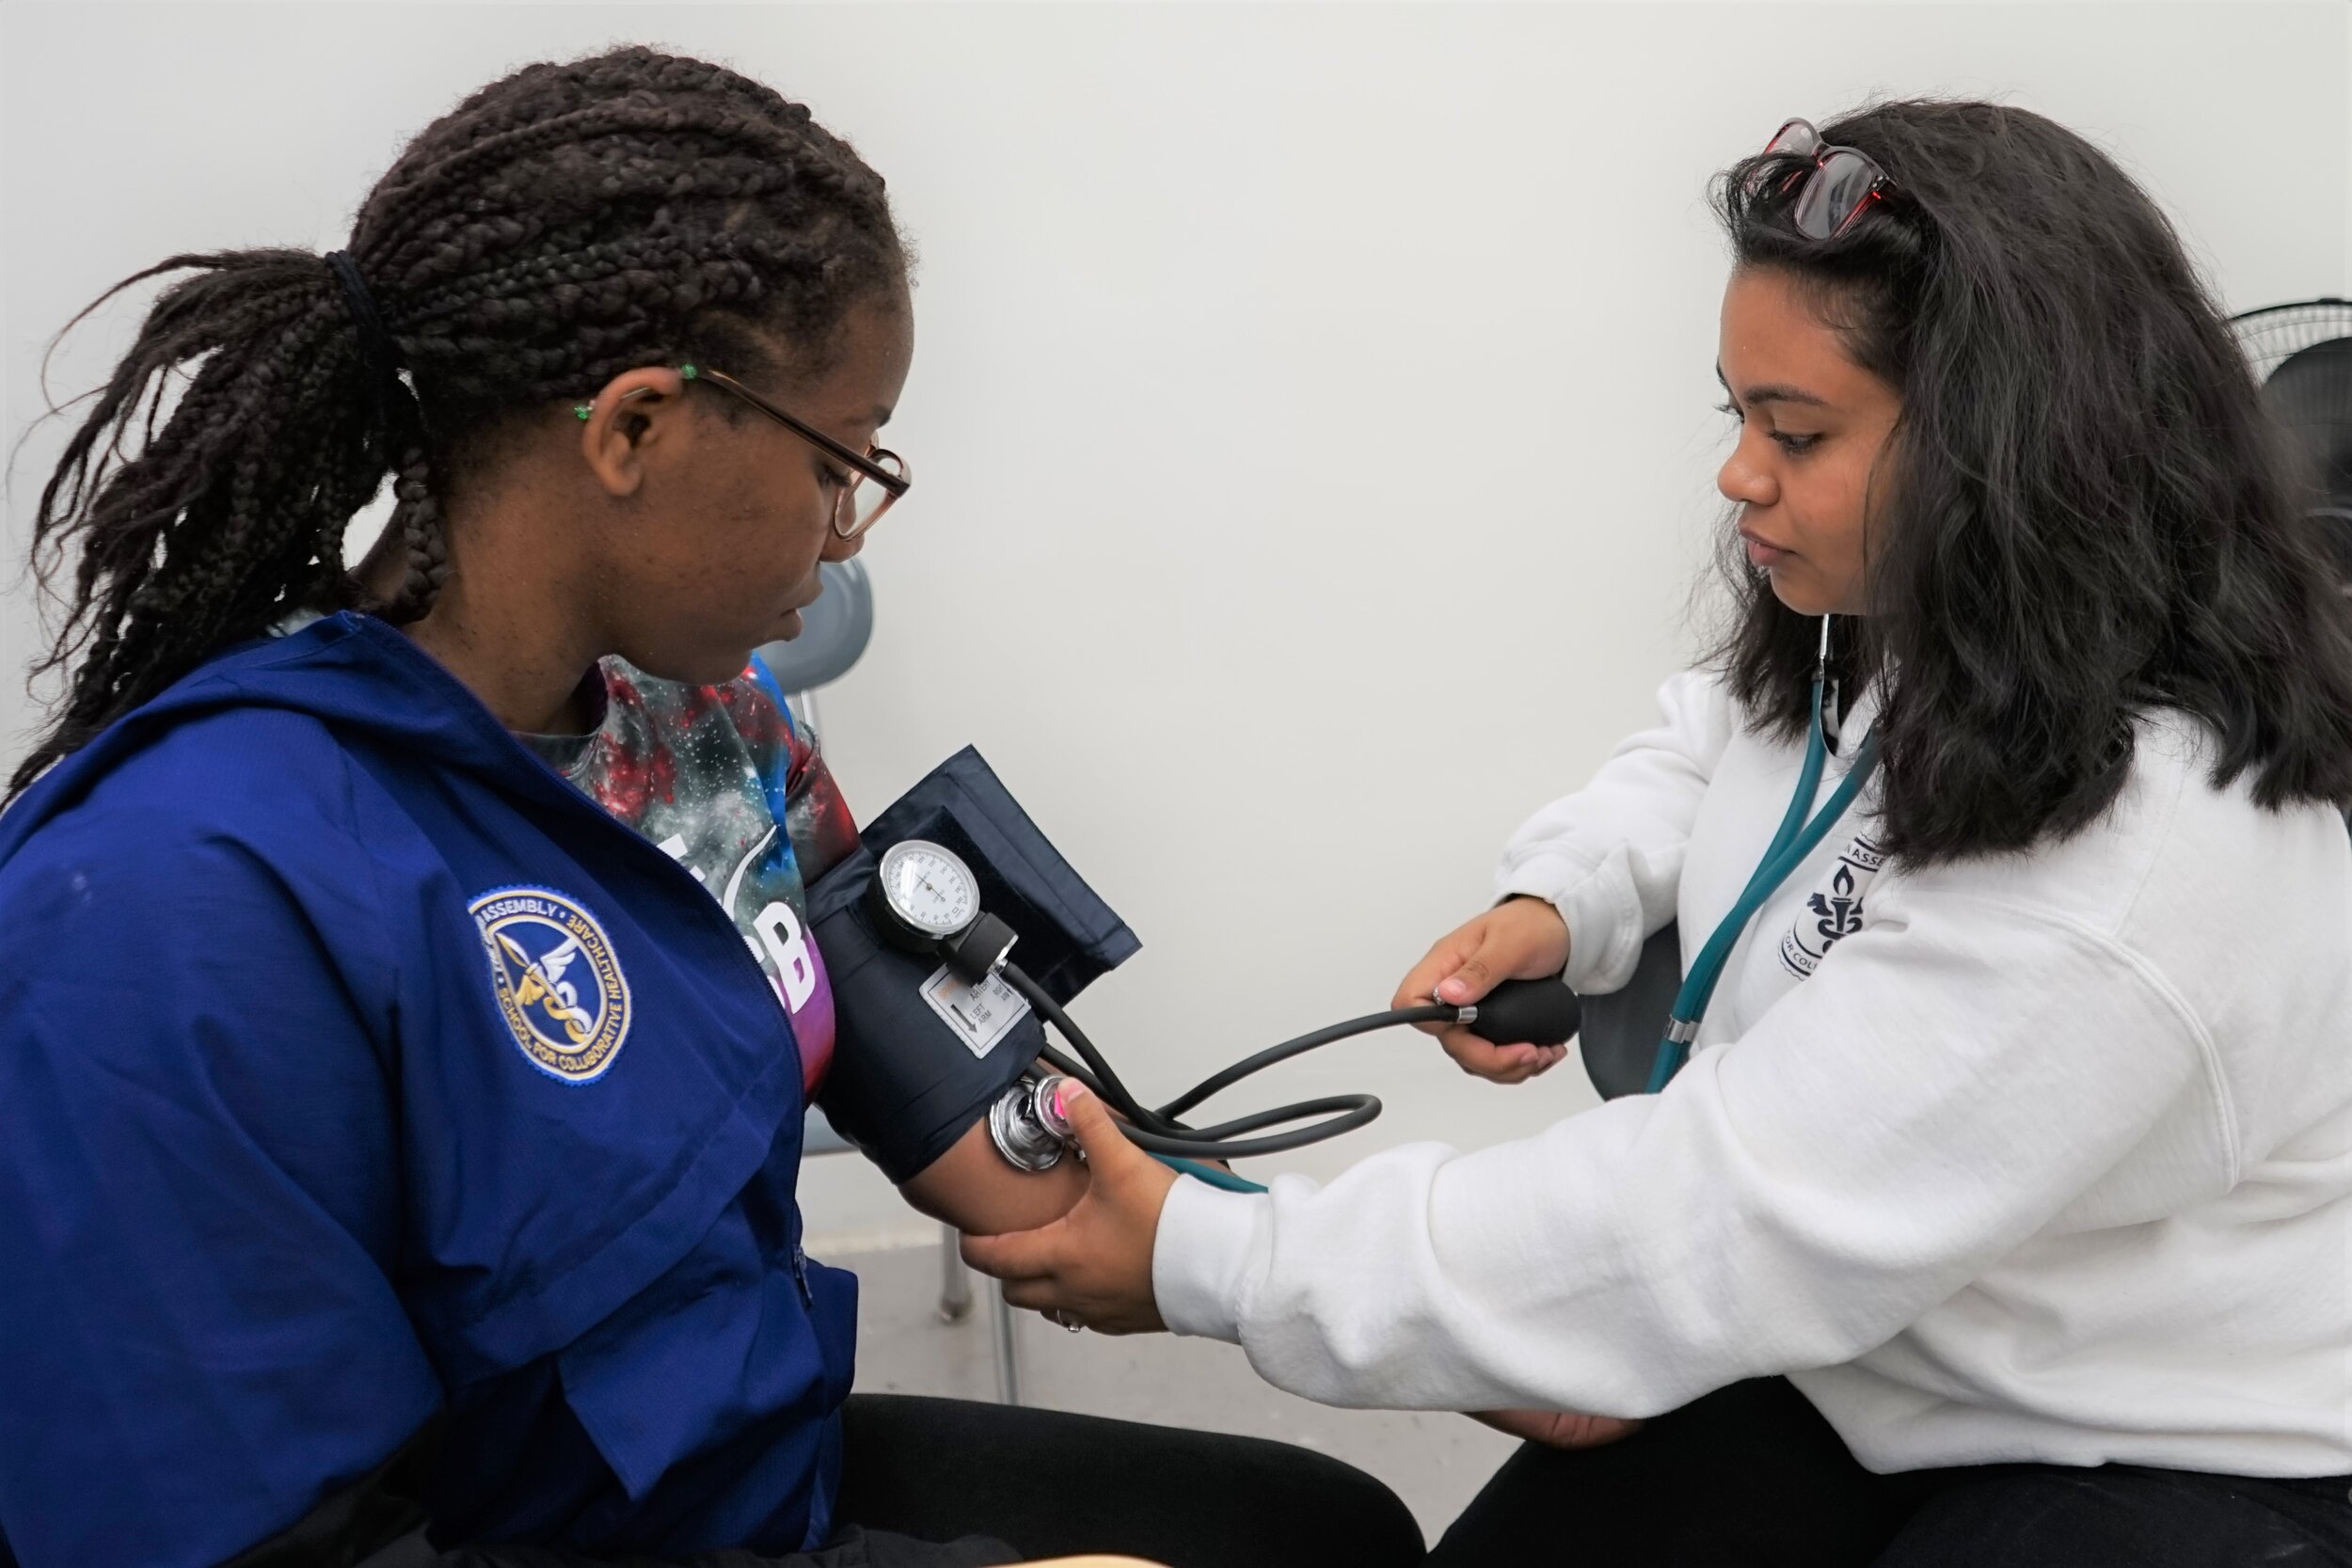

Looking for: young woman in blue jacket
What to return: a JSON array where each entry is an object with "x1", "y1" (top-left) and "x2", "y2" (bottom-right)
[{"x1": 0, "y1": 46, "x2": 1420, "y2": 1568}]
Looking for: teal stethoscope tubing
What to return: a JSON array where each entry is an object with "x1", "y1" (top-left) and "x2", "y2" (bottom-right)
[{"x1": 1645, "y1": 631, "x2": 1881, "y2": 1094}]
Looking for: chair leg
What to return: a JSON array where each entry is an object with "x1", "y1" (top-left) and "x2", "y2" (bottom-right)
[
  {"x1": 937, "y1": 1222, "x2": 974, "y2": 1323},
  {"x1": 990, "y1": 1277, "x2": 1024, "y2": 1406}
]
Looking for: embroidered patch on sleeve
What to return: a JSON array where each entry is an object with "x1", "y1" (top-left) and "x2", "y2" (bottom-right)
[{"x1": 470, "y1": 886, "x2": 634, "y2": 1083}]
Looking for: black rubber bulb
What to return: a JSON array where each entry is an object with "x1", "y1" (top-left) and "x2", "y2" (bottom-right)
[{"x1": 1460, "y1": 977, "x2": 1582, "y2": 1047}]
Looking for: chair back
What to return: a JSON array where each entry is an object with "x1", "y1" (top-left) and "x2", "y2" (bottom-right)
[
  {"x1": 1578, "y1": 923, "x2": 1682, "y2": 1100},
  {"x1": 755, "y1": 559, "x2": 875, "y2": 694}
]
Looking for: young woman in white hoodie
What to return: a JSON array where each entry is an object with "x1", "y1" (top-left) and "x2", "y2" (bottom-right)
[{"x1": 966, "y1": 101, "x2": 2352, "y2": 1564}]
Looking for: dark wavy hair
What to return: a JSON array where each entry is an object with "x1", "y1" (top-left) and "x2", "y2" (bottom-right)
[
  {"x1": 13, "y1": 46, "x2": 906, "y2": 800},
  {"x1": 1709, "y1": 99, "x2": 2352, "y2": 864}
]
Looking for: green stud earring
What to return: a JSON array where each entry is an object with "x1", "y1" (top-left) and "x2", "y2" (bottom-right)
[{"x1": 680, "y1": 364, "x2": 698, "y2": 381}]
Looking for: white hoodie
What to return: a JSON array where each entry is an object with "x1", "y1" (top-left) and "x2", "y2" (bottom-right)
[{"x1": 1152, "y1": 671, "x2": 2352, "y2": 1477}]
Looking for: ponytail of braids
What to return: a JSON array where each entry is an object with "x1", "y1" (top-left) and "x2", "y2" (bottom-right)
[{"x1": 14, "y1": 248, "x2": 412, "y2": 799}]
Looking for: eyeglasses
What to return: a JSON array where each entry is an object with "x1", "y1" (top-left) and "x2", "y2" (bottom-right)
[
  {"x1": 1750, "y1": 119, "x2": 1896, "y2": 241},
  {"x1": 685, "y1": 364, "x2": 910, "y2": 540}
]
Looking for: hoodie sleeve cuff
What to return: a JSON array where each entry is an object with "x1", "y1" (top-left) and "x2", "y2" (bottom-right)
[
  {"x1": 1151, "y1": 1177, "x2": 1272, "y2": 1343},
  {"x1": 1496, "y1": 854, "x2": 1647, "y2": 994}
]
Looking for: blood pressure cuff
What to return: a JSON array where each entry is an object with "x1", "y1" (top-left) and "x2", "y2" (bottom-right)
[{"x1": 808, "y1": 746, "x2": 1141, "y2": 1183}]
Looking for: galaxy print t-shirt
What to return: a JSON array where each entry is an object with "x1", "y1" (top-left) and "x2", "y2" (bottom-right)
[{"x1": 522, "y1": 660, "x2": 860, "y2": 1094}]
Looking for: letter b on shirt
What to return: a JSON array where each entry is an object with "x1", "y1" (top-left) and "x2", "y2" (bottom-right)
[{"x1": 753, "y1": 900, "x2": 818, "y2": 1013}]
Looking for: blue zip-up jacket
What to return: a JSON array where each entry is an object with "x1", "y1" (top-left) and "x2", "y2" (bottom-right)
[{"x1": 0, "y1": 613, "x2": 857, "y2": 1567}]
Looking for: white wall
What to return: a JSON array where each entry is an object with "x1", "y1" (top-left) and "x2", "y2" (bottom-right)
[{"x1": 6, "y1": 1, "x2": 2347, "y2": 1245}]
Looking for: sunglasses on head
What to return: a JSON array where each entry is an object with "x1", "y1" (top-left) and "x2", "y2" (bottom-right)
[{"x1": 1748, "y1": 119, "x2": 1896, "y2": 241}]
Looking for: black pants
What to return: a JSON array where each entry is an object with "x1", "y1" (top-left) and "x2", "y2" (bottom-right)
[
  {"x1": 406, "y1": 1394, "x2": 1419, "y2": 1568},
  {"x1": 823, "y1": 1392, "x2": 1423, "y2": 1568},
  {"x1": 1428, "y1": 1377, "x2": 2352, "y2": 1567}
]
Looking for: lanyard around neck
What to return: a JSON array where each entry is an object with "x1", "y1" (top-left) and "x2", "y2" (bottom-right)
[{"x1": 1644, "y1": 664, "x2": 1881, "y2": 1094}]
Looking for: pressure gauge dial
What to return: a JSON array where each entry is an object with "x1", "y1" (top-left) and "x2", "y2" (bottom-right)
[{"x1": 874, "y1": 839, "x2": 982, "y2": 942}]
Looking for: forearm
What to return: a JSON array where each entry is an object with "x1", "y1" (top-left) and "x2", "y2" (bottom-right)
[
  {"x1": 1156, "y1": 901, "x2": 2209, "y2": 1415},
  {"x1": 899, "y1": 1116, "x2": 1091, "y2": 1233}
]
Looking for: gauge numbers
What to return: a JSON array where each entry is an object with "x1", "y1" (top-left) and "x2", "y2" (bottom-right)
[{"x1": 876, "y1": 840, "x2": 981, "y2": 939}]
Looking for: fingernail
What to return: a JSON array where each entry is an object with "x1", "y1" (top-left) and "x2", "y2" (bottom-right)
[{"x1": 1437, "y1": 977, "x2": 1466, "y2": 1002}]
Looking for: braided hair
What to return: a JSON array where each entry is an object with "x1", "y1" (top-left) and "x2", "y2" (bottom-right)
[{"x1": 13, "y1": 46, "x2": 906, "y2": 800}]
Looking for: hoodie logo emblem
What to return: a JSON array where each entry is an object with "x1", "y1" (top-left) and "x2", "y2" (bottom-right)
[
  {"x1": 1777, "y1": 834, "x2": 1884, "y2": 980},
  {"x1": 470, "y1": 887, "x2": 632, "y2": 1083}
]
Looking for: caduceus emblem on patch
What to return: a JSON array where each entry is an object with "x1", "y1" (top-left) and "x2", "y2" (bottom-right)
[{"x1": 469, "y1": 887, "x2": 633, "y2": 1083}]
